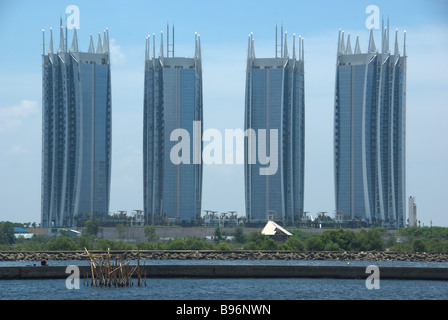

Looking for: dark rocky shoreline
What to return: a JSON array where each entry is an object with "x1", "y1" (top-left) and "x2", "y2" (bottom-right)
[{"x1": 1, "y1": 250, "x2": 447, "y2": 262}]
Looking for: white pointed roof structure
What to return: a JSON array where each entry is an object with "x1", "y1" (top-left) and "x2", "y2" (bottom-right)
[
  {"x1": 261, "y1": 221, "x2": 292, "y2": 236},
  {"x1": 394, "y1": 29, "x2": 400, "y2": 56}
]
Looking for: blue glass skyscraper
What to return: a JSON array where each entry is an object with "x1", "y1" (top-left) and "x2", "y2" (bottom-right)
[
  {"x1": 143, "y1": 28, "x2": 203, "y2": 225},
  {"x1": 334, "y1": 21, "x2": 407, "y2": 228},
  {"x1": 244, "y1": 28, "x2": 305, "y2": 225},
  {"x1": 41, "y1": 23, "x2": 112, "y2": 227}
]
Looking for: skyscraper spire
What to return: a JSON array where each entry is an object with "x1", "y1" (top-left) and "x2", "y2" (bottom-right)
[
  {"x1": 49, "y1": 28, "x2": 54, "y2": 54},
  {"x1": 293, "y1": 33, "x2": 296, "y2": 60},
  {"x1": 58, "y1": 25, "x2": 65, "y2": 53},
  {"x1": 103, "y1": 29, "x2": 109, "y2": 54},
  {"x1": 152, "y1": 33, "x2": 156, "y2": 59},
  {"x1": 42, "y1": 29, "x2": 45, "y2": 55},
  {"x1": 337, "y1": 29, "x2": 341, "y2": 54},
  {"x1": 96, "y1": 33, "x2": 103, "y2": 54},
  {"x1": 403, "y1": 30, "x2": 407, "y2": 57},
  {"x1": 70, "y1": 28, "x2": 78, "y2": 52},
  {"x1": 251, "y1": 33, "x2": 255, "y2": 59},
  {"x1": 394, "y1": 29, "x2": 400, "y2": 56},
  {"x1": 381, "y1": 17, "x2": 390, "y2": 53},
  {"x1": 197, "y1": 34, "x2": 202, "y2": 60},
  {"x1": 284, "y1": 32, "x2": 289, "y2": 58},
  {"x1": 387, "y1": 18, "x2": 390, "y2": 52},
  {"x1": 247, "y1": 33, "x2": 255, "y2": 60},
  {"x1": 195, "y1": 32, "x2": 202, "y2": 60},
  {"x1": 346, "y1": 33, "x2": 352, "y2": 54},
  {"x1": 368, "y1": 27, "x2": 376, "y2": 53},
  {"x1": 145, "y1": 35, "x2": 149, "y2": 61},
  {"x1": 338, "y1": 29, "x2": 346, "y2": 54},
  {"x1": 354, "y1": 35, "x2": 361, "y2": 54},
  {"x1": 88, "y1": 34, "x2": 95, "y2": 53},
  {"x1": 159, "y1": 31, "x2": 164, "y2": 58},
  {"x1": 301, "y1": 37, "x2": 304, "y2": 61}
]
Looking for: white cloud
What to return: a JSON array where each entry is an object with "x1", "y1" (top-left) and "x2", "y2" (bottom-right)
[
  {"x1": 6, "y1": 145, "x2": 30, "y2": 155},
  {"x1": 109, "y1": 38, "x2": 126, "y2": 65},
  {"x1": 0, "y1": 100, "x2": 38, "y2": 133}
]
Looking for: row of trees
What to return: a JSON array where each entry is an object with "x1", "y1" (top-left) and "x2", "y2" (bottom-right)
[{"x1": 1, "y1": 220, "x2": 448, "y2": 253}]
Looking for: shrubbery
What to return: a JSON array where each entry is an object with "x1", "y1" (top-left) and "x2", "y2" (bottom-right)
[{"x1": 1, "y1": 221, "x2": 448, "y2": 253}]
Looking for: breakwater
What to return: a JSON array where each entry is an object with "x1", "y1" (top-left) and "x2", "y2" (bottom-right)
[
  {"x1": 1, "y1": 250, "x2": 448, "y2": 262},
  {"x1": 1, "y1": 264, "x2": 448, "y2": 281}
]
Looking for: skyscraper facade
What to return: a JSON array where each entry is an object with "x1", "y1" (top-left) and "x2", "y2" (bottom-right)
[
  {"x1": 41, "y1": 24, "x2": 112, "y2": 227},
  {"x1": 334, "y1": 22, "x2": 407, "y2": 229},
  {"x1": 143, "y1": 29, "x2": 203, "y2": 225},
  {"x1": 245, "y1": 28, "x2": 305, "y2": 225}
]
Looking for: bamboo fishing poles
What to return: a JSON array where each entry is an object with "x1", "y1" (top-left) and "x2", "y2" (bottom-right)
[{"x1": 84, "y1": 248, "x2": 147, "y2": 287}]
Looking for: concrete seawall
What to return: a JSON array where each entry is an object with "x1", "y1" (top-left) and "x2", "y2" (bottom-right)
[{"x1": 1, "y1": 265, "x2": 447, "y2": 281}]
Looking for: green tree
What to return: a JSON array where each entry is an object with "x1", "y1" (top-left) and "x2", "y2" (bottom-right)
[
  {"x1": 305, "y1": 237, "x2": 325, "y2": 251},
  {"x1": 214, "y1": 227, "x2": 224, "y2": 244},
  {"x1": 413, "y1": 239, "x2": 426, "y2": 252},
  {"x1": 84, "y1": 219, "x2": 99, "y2": 236},
  {"x1": 244, "y1": 232, "x2": 279, "y2": 250},
  {"x1": 282, "y1": 237, "x2": 305, "y2": 251},
  {"x1": 0, "y1": 222, "x2": 15, "y2": 245},
  {"x1": 48, "y1": 235, "x2": 78, "y2": 251},
  {"x1": 233, "y1": 226, "x2": 246, "y2": 244},
  {"x1": 144, "y1": 225, "x2": 159, "y2": 242}
]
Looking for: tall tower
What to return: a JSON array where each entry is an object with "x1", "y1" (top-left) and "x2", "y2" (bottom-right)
[
  {"x1": 245, "y1": 27, "x2": 305, "y2": 225},
  {"x1": 143, "y1": 26, "x2": 203, "y2": 225},
  {"x1": 408, "y1": 196, "x2": 417, "y2": 227},
  {"x1": 334, "y1": 21, "x2": 407, "y2": 229},
  {"x1": 41, "y1": 22, "x2": 112, "y2": 227}
]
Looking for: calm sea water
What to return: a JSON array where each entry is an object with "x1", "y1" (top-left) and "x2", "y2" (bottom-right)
[
  {"x1": 1, "y1": 260, "x2": 447, "y2": 300},
  {"x1": 1, "y1": 277, "x2": 447, "y2": 300}
]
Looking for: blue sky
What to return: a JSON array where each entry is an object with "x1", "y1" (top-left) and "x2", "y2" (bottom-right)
[{"x1": 0, "y1": 0, "x2": 447, "y2": 226}]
